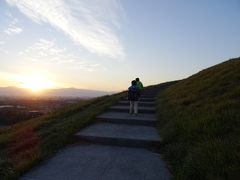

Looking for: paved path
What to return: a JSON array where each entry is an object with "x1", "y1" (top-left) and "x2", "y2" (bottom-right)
[{"x1": 21, "y1": 86, "x2": 171, "y2": 180}]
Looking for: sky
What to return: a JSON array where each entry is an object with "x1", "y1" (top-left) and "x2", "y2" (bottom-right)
[{"x1": 0, "y1": 0, "x2": 240, "y2": 92}]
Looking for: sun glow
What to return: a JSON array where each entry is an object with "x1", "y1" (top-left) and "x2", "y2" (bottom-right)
[{"x1": 20, "y1": 74, "x2": 54, "y2": 92}]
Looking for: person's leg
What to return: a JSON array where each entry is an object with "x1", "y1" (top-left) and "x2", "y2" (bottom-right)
[
  {"x1": 129, "y1": 101, "x2": 134, "y2": 114},
  {"x1": 134, "y1": 101, "x2": 138, "y2": 114}
]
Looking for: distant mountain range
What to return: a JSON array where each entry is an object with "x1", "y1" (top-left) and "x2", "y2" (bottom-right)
[{"x1": 0, "y1": 87, "x2": 113, "y2": 98}]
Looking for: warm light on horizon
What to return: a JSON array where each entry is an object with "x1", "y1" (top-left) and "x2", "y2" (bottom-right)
[
  {"x1": 19, "y1": 74, "x2": 54, "y2": 92},
  {"x1": 1, "y1": 1, "x2": 239, "y2": 93}
]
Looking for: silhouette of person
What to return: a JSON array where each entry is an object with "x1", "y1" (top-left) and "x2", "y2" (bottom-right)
[
  {"x1": 128, "y1": 80, "x2": 140, "y2": 115},
  {"x1": 136, "y1": 78, "x2": 143, "y2": 90},
  {"x1": 136, "y1": 78, "x2": 143, "y2": 97}
]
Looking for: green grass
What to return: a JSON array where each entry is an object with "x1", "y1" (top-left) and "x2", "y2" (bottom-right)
[
  {"x1": 0, "y1": 92, "x2": 125, "y2": 180},
  {"x1": 156, "y1": 57, "x2": 240, "y2": 180}
]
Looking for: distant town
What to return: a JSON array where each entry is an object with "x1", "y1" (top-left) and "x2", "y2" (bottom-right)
[{"x1": 0, "y1": 96, "x2": 86, "y2": 128}]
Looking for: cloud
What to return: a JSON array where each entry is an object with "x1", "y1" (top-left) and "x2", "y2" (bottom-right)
[
  {"x1": 4, "y1": 26, "x2": 23, "y2": 35},
  {"x1": 19, "y1": 39, "x2": 100, "y2": 72},
  {"x1": 4, "y1": 18, "x2": 23, "y2": 35},
  {"x1": 6, "y1": 0, "x2": 125, "y2": 59}
]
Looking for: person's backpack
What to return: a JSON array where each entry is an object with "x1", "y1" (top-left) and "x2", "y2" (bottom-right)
[
  {"x1": 128, "y1": 86, "x2": 140, "y2": 101},
  {"x1": 136, "y1": 81, "x2": 143, "y2": 90}
]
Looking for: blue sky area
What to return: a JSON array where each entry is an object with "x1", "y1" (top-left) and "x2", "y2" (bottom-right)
[{"x1": 0, "y1": 0, "x2": 240, "y2": 91}]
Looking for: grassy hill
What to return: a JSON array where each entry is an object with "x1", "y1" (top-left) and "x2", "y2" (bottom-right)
[
  {"x1": 0, "y1": 57, "x2": 239, "y2": 180},
  {"x1": 156, "y1": 57, "x2": 240, "y2": 179},
  {"x1": 0, "y1": 92, "x2": 125, "y2": 179}
]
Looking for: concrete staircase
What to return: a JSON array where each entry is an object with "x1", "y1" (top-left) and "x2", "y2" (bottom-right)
[
  {"x1": 75, "y1": 94, "x2": 160, "y2": 148},
  {"x1": 21, "y1": 87, "x2": 171, "y2": 180}
]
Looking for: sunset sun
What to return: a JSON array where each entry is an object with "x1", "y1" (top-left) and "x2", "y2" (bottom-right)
[{"x1": 20, "y1": 74, "x2": 54, "y2": 92}]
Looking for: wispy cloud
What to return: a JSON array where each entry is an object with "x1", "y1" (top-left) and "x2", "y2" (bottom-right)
[
  {"x1": 4, "y1": 18, "x2": 23, "y2": 35},
  {"x1": 6, "y1": 0, "x2": 125, "y2": 59},
  {"x1": 4, "y1": 26, "x2": 22, "y2": 35},
  {"x1": 0, "y1": 13, "x2": 22, "y2": 52},
  {"x1": 19, "y1": 39, "x2": 100, "y2": 72}
]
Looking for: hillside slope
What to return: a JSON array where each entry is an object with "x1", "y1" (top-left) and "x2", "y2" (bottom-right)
[
  {"x1": 156, "y1": 57, "x2": 240, "y2": 179},
  {"x1": 0, "y1": 93, "x2": 124, "y2": 179}
]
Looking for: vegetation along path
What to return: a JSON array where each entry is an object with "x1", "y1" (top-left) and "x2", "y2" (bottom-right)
[{"x1": 21, "y1": 87, "x2": 171, "y2": 180}]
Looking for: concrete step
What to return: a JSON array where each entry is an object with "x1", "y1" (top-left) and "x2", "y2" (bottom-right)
[
  {"x1": 141, "y1": 91, "x2": 159, "y2": 95},
  {"x1": 20, "y1": 145, "x2": 171, "y2": 180},
  {"x1": 139, "y1": 95, "x2": 156, "y2": 98},
  {"x1": 117, "y1": 100, "x2": 155, "y2": 107},
  {"x1": 139, "y1": 97, "x2": 155, "y2": 102},
  {"x1": 97, "y1": 112, "x2": 156, "y2": 126},
  {"x1": 122, "y1": 97, "x2": 155, "y2": 102},
  {"x1": 75, "y1": 123, "x2": 161, "y2": 147},
  {"x1": 109, "y1": 105, "x2": 155, "y2": 114}
]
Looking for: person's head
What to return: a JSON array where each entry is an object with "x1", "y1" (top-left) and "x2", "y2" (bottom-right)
[
  {"x1": 136, "y1": 78, "x2": 139, "y2": 82},
  {"x1": 131, "y1": 80, "x2": 137, "y2": 86}
]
